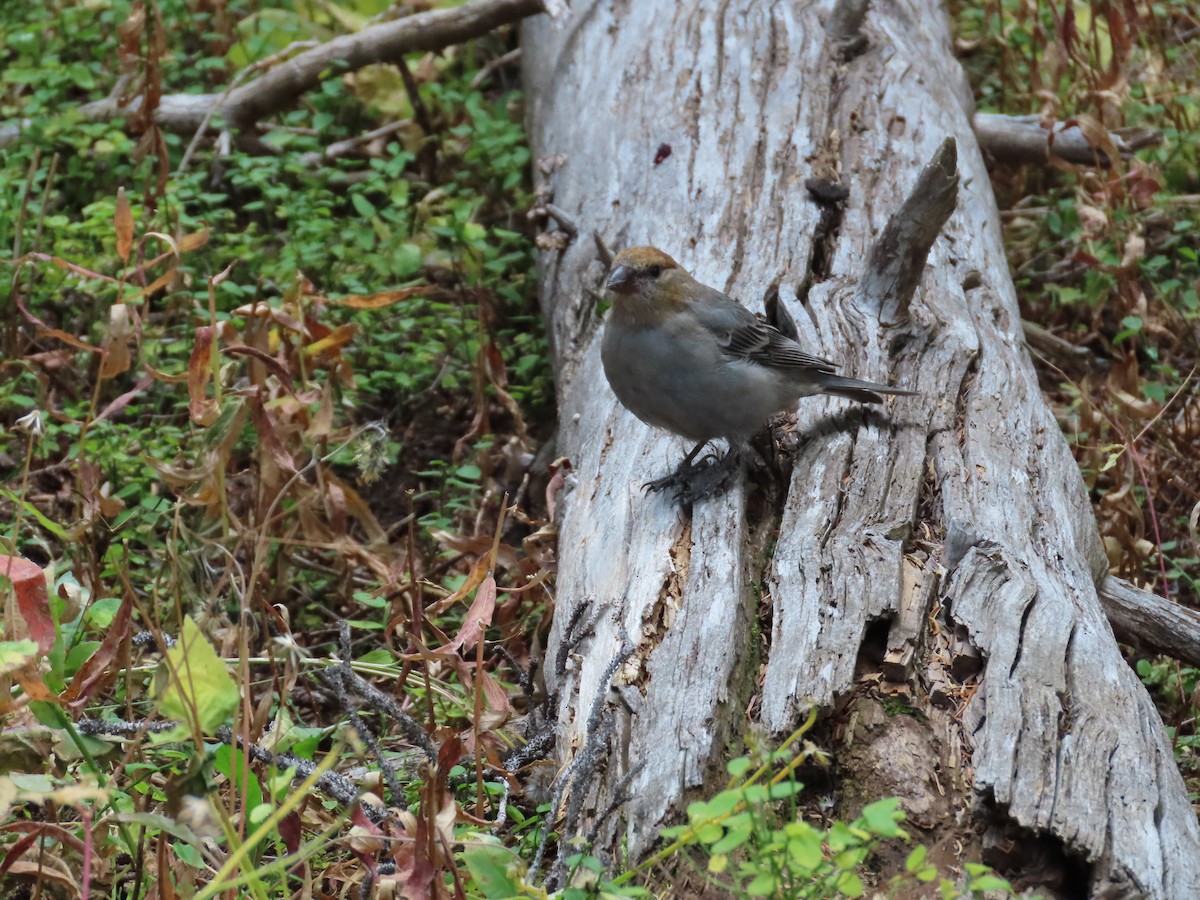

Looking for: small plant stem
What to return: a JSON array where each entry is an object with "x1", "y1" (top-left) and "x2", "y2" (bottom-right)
[
  {"x1": 475, "y1": 632, "x2": 487, "y2": 817},
  {"x1": 11, "y1": 146, "x2": 40, "y2": 259},
  {"x1": 472, "y1": 496, "x2": 506, "y2": 820},
  {"x1": 31, "y1": 152, "x2": 58, "y2": 253},
  {"x1": 193, "y1": 740, "x2": 346, "y2": 900},
  {"x1": 407, "y1": 489, "x2": 437, "y2": 733}
]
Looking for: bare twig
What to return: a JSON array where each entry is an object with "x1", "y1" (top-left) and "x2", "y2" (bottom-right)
[{"x1": 470, "y1": 47, "x2": 521, "y2": 88}]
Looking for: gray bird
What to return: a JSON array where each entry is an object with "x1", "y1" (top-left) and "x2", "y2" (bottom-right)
[{"x1": 600, "y1": 246, "x2": 916, "y2": 499}]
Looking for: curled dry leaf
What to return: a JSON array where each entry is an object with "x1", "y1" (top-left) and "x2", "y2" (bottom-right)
[
  {"x1": 545, "y1": 457, "x2": 571, "y2": 521},
  {"x1": 442, "y1": 574, "x2": 497, "y2": 658},
  {"x1": 99, "y1": 304, "x2": 133, "y2": 379},
  {"x1": 187, "y1": 326, "x2": 220, "y2": 426},
  {"x1": 14, "y1": 252, "x2": 121, "y2": 284},
  {"x1": 1119, "y1": 232, "x2": 1145, "y2": 271},
  {"x1": 62, "y1": 592, "x2": 134, "y2": 712},
  {"x1": 431, "y1": 530, "x2": 522, "y2": 572}
]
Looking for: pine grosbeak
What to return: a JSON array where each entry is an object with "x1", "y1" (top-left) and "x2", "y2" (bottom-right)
[{"x1": 600, "y1": 246, "x2": 916, "y2": 497}]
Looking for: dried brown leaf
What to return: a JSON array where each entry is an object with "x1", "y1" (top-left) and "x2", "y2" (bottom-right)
[
  {"x1": 62, "y1": 592, "x2": 133, "y2": 712},
  {"x1": 331, "y1": 285, "x2": 436, "y2": 309},
  {"x1": 188, "y1": 326, "x2": 220, "y2": 426},
  {"x1": 99, "y1": 304, "x2": 133, "y2": 379},
  {"x1": 115, "y1": 187, "x2": 134, "y2": 263}
]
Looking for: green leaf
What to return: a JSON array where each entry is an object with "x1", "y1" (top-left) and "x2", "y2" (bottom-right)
[
  {"x1": 705, "y1": 790, "x2": 741, "y2": 817},
  {"x1": 357, "y1": 649, "x2": 396, "y2": 665},
  {"x1": 212, "y1": 743, "x2": 264, "y2": 822},
  {"x1": 174, "y1": 840, "x2": 204, "y2": 867},
  {"x1": 0, "y1": 640, "x2": 39, "y2": 676},
  {"x1": 835, "y1": 871, "x2": 864, "y2": 897},
  {"x1": 462, "y1": 844, "x2": 523, "y2": 899},
  {"x1": 768, "y1": 781, "x2": 803, "y2": 799},
  {"x1": 351, "y1": 193, "x2": 377, "y2": 218},
  {"x1": 836, "y1": 847, "x2": 867, "y2": 870},
  {"x1": 905, "y1": 844, "x2": 927, "y2": 873},
  {"x1": 726, "y1": 756, "x2": 752, "y2": 777},
  {"x1": 156, "y1": 616, "x2": 240, "y2": 735},
  {"x1": 968, "y1": 873, "x2": 1012, "y2": 892},
  {"x1": 83, "y1": 596, "x2": 123, "y2": 629},
  {"x1": 570, "y1": 854, "x2": 604, "y2": 873},
  {"x1": 827, "y1": 821, "x2": 854, "y2": 851},
  {"x1": 860, "y1": 797, "x2": 903, "y2": 837},
  {"x1": 68, "y1": 62, "x2": 96, "y2": 90},
  {"x1": 787, "y1": 827, "x2": 823, "y2": 871},
  {"x1": 710, "y1": 825, "x2": 751, "y2": 855},
  {"x1": 745, "y1": 872, "x2": 776, "y2": 896},
  {"x1": 741, "y1": 784, "x2": 768, "y2": 805}
]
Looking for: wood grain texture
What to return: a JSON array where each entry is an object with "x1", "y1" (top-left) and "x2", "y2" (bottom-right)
[
  {"x1": 1100, "y1": 575, "x2": 1200, "y2": 668},
  {"x1": 522, "y1": 1, "x2": 1200, "y2": 894}
]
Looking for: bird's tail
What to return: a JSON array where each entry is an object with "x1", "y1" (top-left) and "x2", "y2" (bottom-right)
[{"x1": 817, "y1": 374, "x2": 919, "y2": 405}]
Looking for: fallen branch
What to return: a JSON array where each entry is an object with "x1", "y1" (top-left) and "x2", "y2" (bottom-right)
[
  {"x1": 0, "y1": 0, "x2": 546, "y2": 148},
  {"x1": 974, "y1": 112, "x2": 1161, "y2": 168},
  {"x1": 1099, "y1": 575, "x2": 1200, "y2": 669},
  {"x1": 1022, "y1": 319, "x2": 1103, "y2": 376}
]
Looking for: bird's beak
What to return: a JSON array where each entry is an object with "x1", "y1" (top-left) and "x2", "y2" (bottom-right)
[{"x1": 605, "y1": 265, "x2": 635, "y2": 294}]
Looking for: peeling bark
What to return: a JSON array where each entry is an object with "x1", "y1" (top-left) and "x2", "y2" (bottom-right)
[{"x1": 523, "y1": 1, "x2": 1199, "y2": 896}]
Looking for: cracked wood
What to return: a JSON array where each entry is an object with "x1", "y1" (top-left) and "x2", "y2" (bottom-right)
[{"x1": 522, "y1": 1, "x2": 1200, "y2": 895}]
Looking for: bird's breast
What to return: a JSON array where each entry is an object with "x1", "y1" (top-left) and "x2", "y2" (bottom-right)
[{"x1": 601, "y1": 319, "x2": 796, "y2": 442}]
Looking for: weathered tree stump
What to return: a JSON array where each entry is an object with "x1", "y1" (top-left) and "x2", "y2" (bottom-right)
[{"x1": 522, "y1": 1, "x2": 1200, "y2": 894}]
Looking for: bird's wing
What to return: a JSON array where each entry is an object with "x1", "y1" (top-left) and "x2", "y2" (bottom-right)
[{"x1": 689, "y1": 285, "x2": 838, "y2": 373}]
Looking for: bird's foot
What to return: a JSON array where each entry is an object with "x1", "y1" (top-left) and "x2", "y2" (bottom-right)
[{"x1": 644, "y1": 451, "x2": 741, "y2": 505}]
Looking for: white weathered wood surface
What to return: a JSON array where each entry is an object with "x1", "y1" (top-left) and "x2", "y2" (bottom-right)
[{"x1": 522, "y1": 1, "x2": 1200, "y2": 894}]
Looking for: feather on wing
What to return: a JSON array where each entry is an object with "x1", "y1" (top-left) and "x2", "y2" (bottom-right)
[{"x1": 688, "y1": 284, "x2": 838, "y2": 373}]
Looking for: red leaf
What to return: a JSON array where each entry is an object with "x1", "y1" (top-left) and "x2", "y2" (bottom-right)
[
  {"x1": 279, "y1": 812, "x2": 302, "y2": 856},
  {"x1": 0, "y1": 556, "x2": 53, "y2": 654},
  {"x1": 1057, "y1": 3, "x2": 1079, "y2": 58}
]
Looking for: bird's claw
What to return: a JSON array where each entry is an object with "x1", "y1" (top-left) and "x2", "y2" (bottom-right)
[{"x1": 643, "y1": 452, "x2": 740, "y2": 505}]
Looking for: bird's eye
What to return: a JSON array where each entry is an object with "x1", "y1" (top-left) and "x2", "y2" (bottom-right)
[{"x1": 646, "y1": 264, "x2": 662, "y2": 278}]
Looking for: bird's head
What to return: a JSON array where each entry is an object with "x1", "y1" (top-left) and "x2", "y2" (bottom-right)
[{"x1": 604, "y1": 246, "x2": 693, "y2": 325}]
